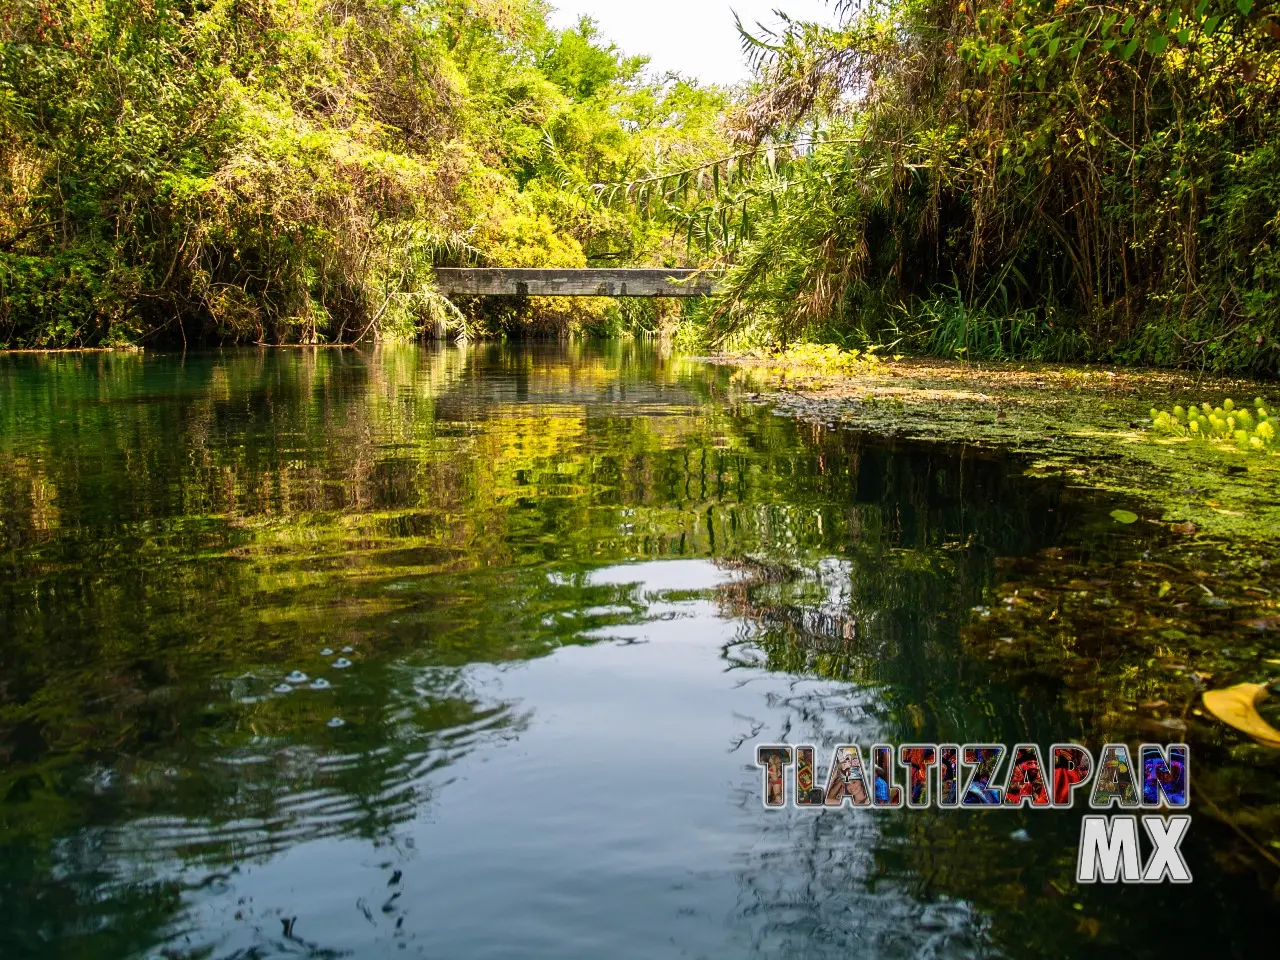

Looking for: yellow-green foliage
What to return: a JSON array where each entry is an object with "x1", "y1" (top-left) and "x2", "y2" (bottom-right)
[
  {"x1": 746, "y1": 342, "x2": 883, "y2": 375},
  {"x1": 621, "y1": 1, "x2": 1280, "y2": 375},
  {"x1": 1151, "y1": 397, "x2": 1277, "y2": 455},
  {"x1": 0, "y1": 0, "x2": 728, "y2": 346}
]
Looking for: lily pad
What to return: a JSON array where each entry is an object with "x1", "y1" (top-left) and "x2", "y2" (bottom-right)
[{"x1": 1110, "y1": 509, "x2": 1139, "y2": 524}]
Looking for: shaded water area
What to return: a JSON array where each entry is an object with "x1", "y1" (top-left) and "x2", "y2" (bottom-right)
[{"x1": 0, "y1": 344, "x2": 1272, "y2": 958}]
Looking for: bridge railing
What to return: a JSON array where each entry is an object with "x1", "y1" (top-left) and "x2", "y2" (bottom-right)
[{"x1": 433, "y1": 268, "x2": 716, "y2": 297}]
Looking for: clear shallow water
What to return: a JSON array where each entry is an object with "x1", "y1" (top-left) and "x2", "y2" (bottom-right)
[{"x1": 0, "y1": 344, "x2": 1268, "y2": 958}]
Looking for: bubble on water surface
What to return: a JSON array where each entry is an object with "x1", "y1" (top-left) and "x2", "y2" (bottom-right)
[
  {"x1": 320, "y1": 648, "x2": 335, "y2": 657},
  {"x1": 273, "y1": 684, "x2": 293, "y2": 694},
  {"x1": 333, "y1": 658, "x2": 352, "y2": 669},
  {"x1": 342, "y1": 646, "x2": 355, "y2": 653},
  {"x1": 327, "y1": 717, "x2": 346, "y2": 728},
  {"x1": 285, "y1": 671, "x2": 309, "y2": 684},
  {"x1": 310, "y1": 678, "x2": 331, "y2": 690}
]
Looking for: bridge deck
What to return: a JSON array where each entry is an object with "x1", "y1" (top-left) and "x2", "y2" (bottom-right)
[{"x1": 434, "y1": 268, "x2": 715, "y2": 297}]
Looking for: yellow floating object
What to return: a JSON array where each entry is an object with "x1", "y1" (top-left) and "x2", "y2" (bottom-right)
[{"x1": 1202, "y1": 683, "x2": 1280, "y2": 748}]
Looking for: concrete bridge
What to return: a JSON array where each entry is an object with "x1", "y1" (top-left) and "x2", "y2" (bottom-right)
[{"x1": 434, "y1": 268, "x2": 715, "y2": 298}]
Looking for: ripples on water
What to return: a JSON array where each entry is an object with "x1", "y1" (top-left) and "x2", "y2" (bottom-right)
[{"x1": 0, "y1": 344, "x2": 1269, "y2": 958}]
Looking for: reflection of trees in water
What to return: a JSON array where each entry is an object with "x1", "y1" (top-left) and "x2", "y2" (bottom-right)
[
  {"x1": 715, "y1": 431, "x2": 1091, "y2": 741},
  {"x1": 733, "y1": 814, "x2": 995, "y2": 959},
  {"x1": 0, "y1": 345, "x2": 1176, "y2": 958},
  {"x1": 706, "y1": 437, "x2": 1079, "y2": 958},
  {"x1": 716, "y1": 676, "x2": 997, "y2": 960},
  {"x1": 0, "y1": 664, "x2": 525, "y2": 957},
  {"x1": 709, "y1": 436, "x2": 1271, "y2": 960}
]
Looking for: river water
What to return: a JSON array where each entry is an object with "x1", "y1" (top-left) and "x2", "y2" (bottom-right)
[{"x1": 0, "y1": 344, "x2": 1270, "y2": 958}]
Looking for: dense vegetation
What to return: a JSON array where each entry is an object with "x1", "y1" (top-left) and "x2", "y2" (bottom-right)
[
  {"x1": 5, "y1": 1, "x2": 1280, "y2": 376},
  {"x1": 644, "y1": 0, "x2": 1280, "y2": 375},
  {"x1": 0, "y1": 0, "x2": 726, "y2": 346}
]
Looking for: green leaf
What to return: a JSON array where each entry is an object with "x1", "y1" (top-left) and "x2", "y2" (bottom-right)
[
  {"x1": 1121, "y1": 36, "x2": 1141, "y2": 60},
  {"x1": 1237, "y1": 0, "x2": 1254, "y2": 16},
  {"x1": 1177, "y1": 28, "x2": 1190, "y2": 44},
  {"x1": 1204, "y1": 15, "x2": 1221, "y2": 34},
  {"x1": 1146, "y1": 32, "x2": 1169, "y2": 55},
  {"x1": 1110, "y1": 509, "x2": 1140, "y2": 524},
  {"x1": 1047, "y1": 36, "x2": 1060, "y2": 57}
]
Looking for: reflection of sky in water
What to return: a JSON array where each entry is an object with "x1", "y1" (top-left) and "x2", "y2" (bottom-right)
[{"x1": 75, "y1": 559, "x2": 986, "y2": 960}]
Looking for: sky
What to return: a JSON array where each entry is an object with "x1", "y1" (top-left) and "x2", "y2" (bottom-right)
[{"x1": 546, "y1": 1, "x2": 839, "y2": 87}]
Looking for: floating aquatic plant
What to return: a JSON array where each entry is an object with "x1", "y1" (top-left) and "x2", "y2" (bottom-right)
[
  {"x1": 1150, "y1": 397, "x2": 1276, "y2": 455},
  {"x1": 737, "y1": 343, "x2": 884, "y2": 378}
]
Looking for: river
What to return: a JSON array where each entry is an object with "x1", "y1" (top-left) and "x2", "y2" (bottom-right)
[{"x1": 0, "y1": 344, "x2": 1270, "y2": 958}]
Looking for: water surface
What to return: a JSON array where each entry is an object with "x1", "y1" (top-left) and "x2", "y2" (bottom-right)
[{"x1": 0, "y1": 344, "x2": 1268, "y2": 958}]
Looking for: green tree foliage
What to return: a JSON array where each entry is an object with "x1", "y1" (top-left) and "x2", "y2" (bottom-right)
[
  {"x1": 0, "y1": 0, "x2": 728, "y2": 346},
  {"x1": 622, "y1": 0, "x2": 1280, "y2": 374}
]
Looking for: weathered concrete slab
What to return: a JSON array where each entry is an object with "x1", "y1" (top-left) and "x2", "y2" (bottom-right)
[{"x1": 434, "y1": 268, "x2": 715, "y2": 297}]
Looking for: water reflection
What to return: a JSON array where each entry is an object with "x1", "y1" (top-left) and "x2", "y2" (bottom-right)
[{"x1": 0, "y1": 344, "x2": 1267, "y2": 958}]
